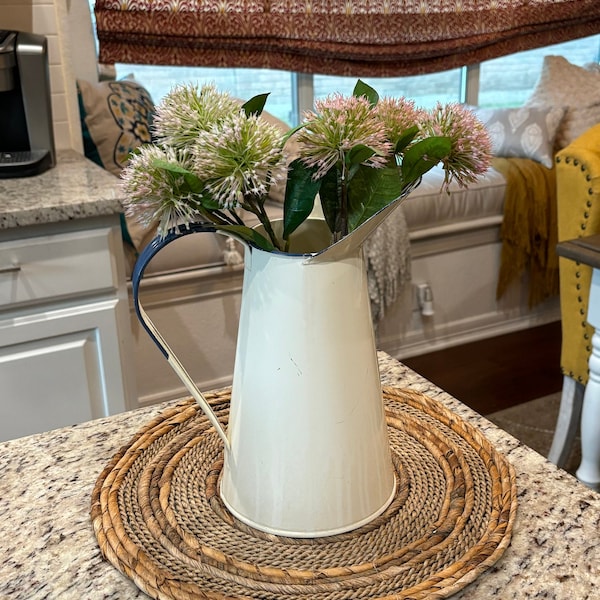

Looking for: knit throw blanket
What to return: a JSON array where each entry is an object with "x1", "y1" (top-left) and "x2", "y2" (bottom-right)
[
  {"x1": 364, "y1": 203, "x2": 411, "y2": 322},
  {"x1": 493, "y1": 157, "x2": 559, "y2": 307}
]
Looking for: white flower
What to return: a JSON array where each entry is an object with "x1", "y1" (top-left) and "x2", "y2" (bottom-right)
[
  {"x1": 153, "y1": 83, "x2": 240, "y2": 150},
  {"x1": 192, "y1": 111, "x2": 286, "y2": 209},
  {"x1": 121, "y1": 144, "x2": 201, "y2": 236}
]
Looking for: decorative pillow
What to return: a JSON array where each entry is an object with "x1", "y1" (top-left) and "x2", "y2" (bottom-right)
[
  {"x1": 474, "y1": 106, "x2": 564, "y2": 169},
  {"x1": 78, "y1": 78, "x2": 154, "y2": 176},
  {"x1": 77, "y1": 78, "x2": 155, "y2": 252},
  {"x1": 525, "y1": 55, "x2": 600, "y2": 151}
]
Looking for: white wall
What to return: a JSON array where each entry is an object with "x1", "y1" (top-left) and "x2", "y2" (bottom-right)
[{"x1": 0, "y1": 0, "x2": 85, "y2": 152}]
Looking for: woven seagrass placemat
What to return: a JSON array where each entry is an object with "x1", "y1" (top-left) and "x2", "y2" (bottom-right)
[{"x1": 91, "y1": 386, "x2": 517, "y2": 600}]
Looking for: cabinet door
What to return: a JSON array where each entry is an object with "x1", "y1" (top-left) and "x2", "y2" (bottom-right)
[{"x1": 0, "y1": 299, "x2": 129, "y2": 442}]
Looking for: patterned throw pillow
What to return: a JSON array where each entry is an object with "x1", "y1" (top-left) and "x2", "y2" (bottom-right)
[
  {"x1": 78, "y1": 79, "x2": 154, "y2": 176},
  {"x1": 474, "y1": 106, "x2": 565, "y2": 169},
  {"x1": 525, "y1": 55, "x2": 600, "y2": 151},
  {"x1": 77, "y1": 78, "x2": 155, "y2": 252}
]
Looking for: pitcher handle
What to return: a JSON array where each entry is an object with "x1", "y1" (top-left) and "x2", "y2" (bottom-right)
[{"x1": 131, "y1": 223, "x2": 231, "y2": 451}]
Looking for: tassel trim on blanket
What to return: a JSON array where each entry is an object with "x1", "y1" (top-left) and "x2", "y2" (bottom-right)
[{"x1": 364, "y1": 203, "x2": 412, "y2": 323}]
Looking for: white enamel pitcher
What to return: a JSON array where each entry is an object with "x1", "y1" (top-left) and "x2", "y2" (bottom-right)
[{"x1": 131, "y1": 211, "x2": 399, "y2": 538}]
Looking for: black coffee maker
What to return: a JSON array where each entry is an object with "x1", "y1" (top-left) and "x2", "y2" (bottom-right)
[{"x1": 0, "y1": 30, "x2": 55, "y2": 178}]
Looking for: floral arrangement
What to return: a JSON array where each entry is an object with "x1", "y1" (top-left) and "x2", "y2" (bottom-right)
[{"x1": 122, "y1": 80, "x2": 492, "y2": 253}]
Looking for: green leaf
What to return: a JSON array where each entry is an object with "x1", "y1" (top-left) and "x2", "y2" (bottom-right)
[
  {"x1": 151, "y1": 158, "x2": 223, "y2": 209},
  {"x1": 347, "y1": 165, "x2": 405, "y2": 231},
  {"x1": 199, "y1": 195, "x2": 221, "y2": 210},
  {"x1": 401, "y1": 137, "x2": 452, "y2": 185},
  {"x1": 152, "y1": 158, "x2": 190, "y2": 175},
  {"x1": 242, "y1": 93, "x2": 269, "y2": 116},
  {"x1": 394, "y1": 125, "x2": 419, "y2": 153},
  {"x1": 217, "y1": 225, "x2": 275, "y2": 252},
  {"x1": 346, "y1": 144, "x2": 376, "y2": 168},
  {"x1": 283, "y1": 159, "x2": 321, "y2": 240},
  {"x1": 152, "y1": 158, "x2": 204, "y2": 194},
  {"x1": 182, "y1": 173, "x2": 204, "y2": 194},
  {"x1": 319, "y1": 166, "x2": 342, "y2": 235},
  {"x1": 282, "y1": 122, "x2": 306, "y2": 145},
  {"x1": 353, "y1": 80, "x2": 379, "y2": 106}
]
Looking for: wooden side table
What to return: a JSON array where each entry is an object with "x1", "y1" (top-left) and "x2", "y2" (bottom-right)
[{"x1": 556, "y1": 233, "x2": 600, "y2": 488}]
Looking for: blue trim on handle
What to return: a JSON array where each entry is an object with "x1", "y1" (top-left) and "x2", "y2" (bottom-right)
[{"x1": 131, "y1": 223, "x2": 217, "y2": 358}]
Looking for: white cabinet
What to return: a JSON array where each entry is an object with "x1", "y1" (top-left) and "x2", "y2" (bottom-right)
[{"x1": 0, "y1": 216, "x2": 137, "y2": 441}]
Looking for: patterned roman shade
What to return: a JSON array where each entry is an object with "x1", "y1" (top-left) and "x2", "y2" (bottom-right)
[{"x1": 94, "y1": 0, "x2": 600, "y2": 76}]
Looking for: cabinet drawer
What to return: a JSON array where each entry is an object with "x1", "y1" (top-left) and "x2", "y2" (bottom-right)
[{"x1": 0, "y1": 227, "x2": 118, "y2": 308}]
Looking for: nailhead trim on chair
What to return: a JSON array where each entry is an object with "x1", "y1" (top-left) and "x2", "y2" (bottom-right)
[{"x1": 558, "y1": 151, "x2": 595, "y2": 384}]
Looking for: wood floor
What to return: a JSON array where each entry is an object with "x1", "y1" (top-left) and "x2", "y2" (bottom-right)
[{"x1": 401, "y1": 321, "x2": 563, "y2": 416}]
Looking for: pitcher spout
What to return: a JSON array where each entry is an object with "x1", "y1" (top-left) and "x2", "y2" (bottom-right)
[{"x1": 307, "y1": 190, "x2": 413, "y2": 264}]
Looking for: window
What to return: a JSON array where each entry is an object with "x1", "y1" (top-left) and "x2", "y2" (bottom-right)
[
  {"x1": 478, "y1": 35, "x2": 600, "y2": 107},
  {"x1": 115, "y1": 64, "x2": 296, "y2": 125}
]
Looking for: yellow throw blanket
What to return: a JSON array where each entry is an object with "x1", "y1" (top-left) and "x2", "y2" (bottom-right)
[{"x1": 493, "y1": 157, "x2": 559, "y2": 307}]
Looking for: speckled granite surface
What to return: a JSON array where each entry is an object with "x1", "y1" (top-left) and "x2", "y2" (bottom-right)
[
  {"x1": 0, "y1": 150, "x2": 124, "y2": 229},
  {"x1": 0, "y1": 353, "x2": 598, "y2": 599}
]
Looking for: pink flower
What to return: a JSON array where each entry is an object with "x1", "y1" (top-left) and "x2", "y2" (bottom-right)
[
  {"x1": 420, "y1": 102, "x2": 493, "y2": 189},
  {"x1": 295, "y1": 94, "x2": 393, "y2": 179},
  {"x1": 375, "y1": 96, "x2": 427, "y2": 147}
]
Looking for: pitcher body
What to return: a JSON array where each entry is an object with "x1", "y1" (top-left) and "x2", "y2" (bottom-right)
[{"x1": 220, "y1": 219, "x2": 396, "y2": 537}]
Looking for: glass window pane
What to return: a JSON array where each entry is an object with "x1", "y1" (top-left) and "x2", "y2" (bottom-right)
[
  {"x1": 478, "y1": 35, "x2": 600, "y2": 108},
  {"x1": 114, "y1": 65, "x2": 296, "y2": 125},
  {"x1": 313, "y1": 70, "x2": 463, "y2": 109}
]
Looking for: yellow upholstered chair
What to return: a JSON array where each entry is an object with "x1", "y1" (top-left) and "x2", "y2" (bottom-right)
[{"x1": 549, "y1": 123, "x2": 600, "y2": 467}]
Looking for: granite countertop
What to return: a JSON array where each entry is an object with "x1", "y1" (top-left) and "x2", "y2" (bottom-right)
[
  {"x1": 0, "y1": 150, "x2": 124, "y2": 229},
  {"x1": 0, "y1": 353, "x2": 598, "y2": 599}
]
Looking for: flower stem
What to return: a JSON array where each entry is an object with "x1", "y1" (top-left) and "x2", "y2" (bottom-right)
[
  {"x1": 333, "y1": 161, "x2": 349, "y2": 242},
  {"x1": 240, "y1": 198, "x2": 283, "y2": 251},
  {"x1": 227, "y1": 209, "x2": 246, "y2": 226},
  {"x1": 258, "y1": 204, "x2": 282, "y2": 250},
  {"x1": 212, "y1": 209, "x2": 239, "y2": 225}
]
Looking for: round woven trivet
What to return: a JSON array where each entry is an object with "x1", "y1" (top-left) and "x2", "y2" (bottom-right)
[{"x1": 91, "y1": 386, "x2": 517, "y2": 600}]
